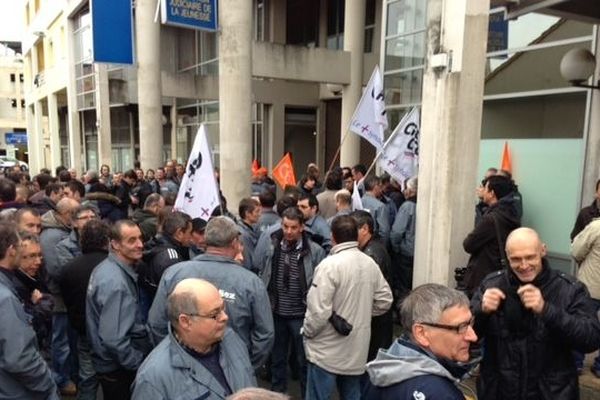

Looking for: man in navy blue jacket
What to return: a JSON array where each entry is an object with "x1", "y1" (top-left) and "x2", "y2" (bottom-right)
[{"x1": 364, "y1": 284, "x2": 478, "y2": 400}]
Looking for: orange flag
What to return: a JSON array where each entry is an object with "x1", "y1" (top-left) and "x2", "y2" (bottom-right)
[
  {"x1": 501, "y1": 141, "x2": 512, "y2": 173},
  {"x1": 251, "y1": 159, "x2": 260, "y2": 175},
  {"x1": 272, "y1": 153, "x2": 296, "y2": 189}
]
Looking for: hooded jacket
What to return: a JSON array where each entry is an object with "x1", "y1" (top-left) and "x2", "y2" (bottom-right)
[
  {"x1": 463, "y1": 195, "x2": 520, "y2": 295},
  {"x1": 471, "y1": 261, "x2": 600, "y2": 400},
  {"x1": 40, "y1": 210, "x2": 71, "y2": 311},
  {"x1": 364, "y1": 338, "x2": 471, "y2": 400}
]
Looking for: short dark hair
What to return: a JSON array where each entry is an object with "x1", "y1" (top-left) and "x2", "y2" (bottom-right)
[
  {"x1": 486, "y1": 175, "x2": 513, "y2": 200},
  {"x1": 55, "y1": 165, "x2": 67, "y2": 177},
  {"x1": 595, "y1": 179, "x2": 600, "y2": 192},
  {"x1": 123, "y1": 169, "x2": 137, "y2": 180},
  {"x1": 34, "y1": 173, "x2": 53, "y2": 190},
  {"x1": 281, "y1": 207, "x2": 304, "y2": 225},
  {"x1": 259, "y1": 190, "x2": 276, "y2": 208},
  {"x1": 191, "y1": 217, "x2": 207, "y2": 234},
  {"x1": 0, "y1": 222, "x2": 19, "y2": 259},
  {"x1": 364, "y1": 175, "x2": 381, "y2": 191},
  {"x1": 144, "y1": 193, "x2": 163, "y2": 209},
  {"x1": 73, "y1": 204, "x2": 98, "y2": 220},
  {"x1": 351, "y1": 210, "x2": 374, "y2": 234},
  {"x1": 110, "y1": 220, "x2": 140, "y2": 242},
  {"x1": 81, "y1": 219, "x2": 110, "y2": 253},
  {"x1": 45, "y1": 182, "x2": 63, "y2": 197},
  {"x1": 276, "y1": 196, "x2": 298, "y2": 216},
  {"x1": 299, "y1": 193, "x2": 319, "y2": 211},
  {"x1": 331, "y1": 215, "x2": 358, "y2": 243},
  {"x1": 324, "y1": 169, "x2": 343, "y2": 191},
  {"x1": 58, "y1": 170, "x2": 72, "y2": 182},
  {"x1": 239, "y1": 197, "x2": 259, "y2": 220},
  {"x1": 0, "y1": 178, "x2": 16, "y2": 202},
  {"x1": 15, "y1": 207, "x2": 40, "y2": 223},
  {"x1": 352, "y1": 164, "x2": 367, "y2": 176},
  {"x1": 65, "y1": 180, "x2": 85, "y2": 198},
  {"x1": 283, "y1": 185, "x2": 302, "y2": 199},
  {"x1": 162, "y1": 211, "x2": 192, "y2": 238}
]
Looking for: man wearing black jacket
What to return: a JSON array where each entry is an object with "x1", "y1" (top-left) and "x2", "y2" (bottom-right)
[
  {"x1": 463, "y1": 175, "x2": 520, "y2": 297},
  {"x1": 472, "y1": 228, "x2": 600, "y2": 400},
  {"x1": 60, "y1": 219, "x2": 111, "y2": 400},
  {"x1": 570, "y1": 178, "x2": 600, "y2": 240}
]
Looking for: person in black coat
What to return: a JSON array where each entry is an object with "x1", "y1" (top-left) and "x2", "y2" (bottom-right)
[
  {"x1": 60, "y1": 219, "x2": 111, "y2": 400},
  {"x1": 570, "y1": 178, "x2": 600, "y2": 240},
  {"x1": 352, "y1": 210, "x2": 393, "y2": 362},
  {"x1": 471, "y1": 228, "x2": 600, "y2": 400},
  {"x1": 463, "y1": 175, "x2": 521, "y2": 297}
]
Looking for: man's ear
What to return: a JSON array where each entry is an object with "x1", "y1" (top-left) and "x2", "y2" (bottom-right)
[
  {"x1": 540, "y1": 243, "x2": 547, "y2": 257},
  {"x1": 412, "y1": 324, "x2": 431, "y2": 349}
]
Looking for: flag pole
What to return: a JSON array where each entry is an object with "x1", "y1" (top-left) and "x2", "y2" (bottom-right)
[{"x1": 326, "y1": 66, "x2": 382, "y2": 174}]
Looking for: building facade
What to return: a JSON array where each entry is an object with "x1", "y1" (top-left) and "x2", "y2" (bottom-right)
[{"x1": 0, "y1": 43, "x2": 27, "y2": 161}]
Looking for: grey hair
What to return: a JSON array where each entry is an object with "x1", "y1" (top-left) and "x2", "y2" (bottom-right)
[
  {"x1": 144, "y1": 193, "x2": 164, "y2": 209},
  {"x1": 205, "y1": 216, "x2": 239, "y2": 247},
  {"x1": 86, "y1": 170, "x2": 98, "y2": 180},
  {"x1": 401, "y1": 283, "x2": 469, "y2": 336},
  {"x1": 406, "y1": 177, "x2": 418, "y2": 192},
  {"x1": 167, "y1": 289, "x2": 199, "y2": 328},
  {"x1": 227, "y1": 388, "x2": 290, "y2": 400},
  {"x1": 334, "y1": 189, "x2": 352, "y2": 205}
]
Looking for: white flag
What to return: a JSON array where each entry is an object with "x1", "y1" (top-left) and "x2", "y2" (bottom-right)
[
  {"x1": 378, "y1": 107, "x2": 420, "y2": 186},
  {"x1": 348, "y1": 66, "x2": 387, "y2": 150},
  {"x1": 352, "y1": 180, "x2": 363, "y2": 211},
  {"x1": 174, "y1": 124, "x2": 221, "y2": 221}
]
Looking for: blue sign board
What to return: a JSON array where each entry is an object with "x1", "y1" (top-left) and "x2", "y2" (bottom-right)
[
  {"x1": 91, "y1": 0, "x2": 134, "y2": 64},
  {"x1": 488, "y1": 10, "x2": 509, "y2": 54},
  {"x1": 5, "y1": 132, "x2": 28, "y2": 145},
  {"x1": 161, "y1": 0, "x2": 218, "y2": 31}
]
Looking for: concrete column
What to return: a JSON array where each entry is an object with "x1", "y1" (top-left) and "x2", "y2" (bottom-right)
[
  {"x1": 413, "y1": 0, "x2": 490, "y2": 286},
  {"x1": 65, "y1": 17, "x2": 82, "y2": 172},
  {"x1": 47, "y1": 92, "x2": 62, "y2": 171},
  {"x1": 25, "y1": 105, "x2": 38, "y2": 173},
  {"x1": 268, "y1": 103, "x2": 285, "y2": 170},
  {"x1": 340, "y1": 0, "x2": 366, "y2": 167},
  {"x1": 170, "y1": 99, "x2": 178, "y2": 161},
  {"x1": 95, "y1": 64, "x2": 112, "y2": 169},
  {"x1": 136, "y1": 0, "x2": 163, "y2": 170},
  {"x1": 579, "y1": 28, "x2": 600, "y2": 206},
  {"x1": 32, "y1": 101, "x2": 44, "y2": 172},
  {"x1": 219, "y1": 0, "x2": 253, "y2": 208}
]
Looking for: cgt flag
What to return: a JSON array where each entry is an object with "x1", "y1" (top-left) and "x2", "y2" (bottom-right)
[
  {"x1": 501, "y1": 141, "x2": 512, "y2": 173},
  {"x1": 272, "y1": 153, "x2": 296, "y2": 189},
  {"x1": 352, "y1": 180, "x2": 363, "y2": 211},
  {"x1": 378, "y1": 107, "x2": 420, "y2": 187},
  {"x1": 348, "y1": 65, "x2": 388, "y2": 150},
  {"x1": 174, "y1": 124, "x2": 221, "y2": 221}
]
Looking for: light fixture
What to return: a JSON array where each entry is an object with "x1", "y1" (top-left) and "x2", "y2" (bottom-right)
[
  {"x1": 33, "y1": 31, "x2": 45, "y2": 38},
  {"x1": 326, "y1": 83, "x2": 343, "y2": 96},
  {"x1": 560, "y1": 48, "x2": 599, "y2": 90}
]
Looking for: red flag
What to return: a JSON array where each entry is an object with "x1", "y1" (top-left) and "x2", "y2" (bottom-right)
[
  {"x1": 501, "y1": 141, "x2": 512, "y2": 173},
  {"x1": 251, "y1": 159, "x2": 260, "y2": 175},
  {"x1": 272, "y1": 153, "x2": 296, "y2": 189}
]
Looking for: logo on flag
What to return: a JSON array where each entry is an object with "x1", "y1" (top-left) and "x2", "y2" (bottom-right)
[
  {"x1": 378, "y1": 107, "x2": 420, "y2": 186},
  {"x1": 174, "y1": 124, "x2": 221, "y2": 221},
  {"x1": 272, "y1": 153, "x2": 296, "y2": 189},
  {"x1": 348, "y1": 66, "x2": 388, "y2": 150}
]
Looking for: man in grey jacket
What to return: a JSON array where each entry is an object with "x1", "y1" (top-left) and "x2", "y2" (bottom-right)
[
  {"x1": 0, "y1": 222, "x2": 59, "y2": 400},
  {"x1": 148, "y1": 216, "x2": 274, "y2": 368},
  {"x1": 86, "y1": 220, "x2": 153, "y2": 400},
  {"x1": 361, "y1": 175, "x2": 390, "y2": 244},
  {"x1": 132, "y1": 278, "x2": 256, "y2": 399},
  {"x1": 255, "y1": 206, "x2": 326, "y2": 395}
]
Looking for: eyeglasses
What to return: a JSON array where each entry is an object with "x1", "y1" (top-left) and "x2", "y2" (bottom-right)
[
  {"x1": 419, "y1": 317, "x2": 474, "y2": 335},
  {"x1": 185, "y1": 305, "x2": 226, "y2": 321}
]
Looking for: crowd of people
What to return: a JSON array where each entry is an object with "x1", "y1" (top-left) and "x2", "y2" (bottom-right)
[{"x1": 0, "y1": 158, "x2": 599, "y2": 400}]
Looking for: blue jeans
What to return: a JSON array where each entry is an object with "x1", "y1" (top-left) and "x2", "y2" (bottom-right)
[
  {"x1": 306, "y1": 362, "x2": 361, "y2": 400},
  {"x1": 271, "y1": 315, "x2": 306, "y2": 396},
  {"x1": 574, "y1": 298, "x2": 600, "y2": 371},
  {"x1": 77, "y1": 336, "x2": 98, "y2": 400},
  {"x1": 51, "y1": 312, "x2": 78, "y2": 388}
]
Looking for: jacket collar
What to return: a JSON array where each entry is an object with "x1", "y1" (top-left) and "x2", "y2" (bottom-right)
[
  {"x1": 108, "y1": 253, "x2": 138, "y2": 281},
  {"x1": 330, "y1": 241, "x2": 359, "y2": 254}
]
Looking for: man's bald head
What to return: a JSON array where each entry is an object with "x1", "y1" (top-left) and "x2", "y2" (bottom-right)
[
  {"x1": 505, "y1": 227, "x2": 546, "y2": 283},
  {"x1": 168, "y1": 279, "x2": 219, "y2": 327},
  {"x1": 56, "y1": 197, "x2": 79, "y2": 214}
]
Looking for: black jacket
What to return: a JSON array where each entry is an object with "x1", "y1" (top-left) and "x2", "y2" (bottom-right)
[
  {"x1": 471, "y1": 262, "x2": 600, "y2": 400},
  {"x1": 570, "y1": 199, "x2": 600, "y2": 241},
  {"x1": 463, "y1": 196, "x2": 521, "y2": 295},
  {"x1": 363, "y1": 237, "x2": 393, "y2": 362},
  {"x1": 140, "y1": 235, "x2": 189, "y2": 297},
  {"x1": 60, "y1": 251, "x2": 108, "y2": 335}
]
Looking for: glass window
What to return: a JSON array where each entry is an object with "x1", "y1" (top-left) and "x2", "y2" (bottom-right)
[
  {"x1": 385, "y1": 32, "x2": 425, "y2": 70},
  {"x1": 386, "y1": 0, "x2": 427, "y2": 37},
  {"x1": 178, "y1": 29, "x2": 196, "y2": 71},
  {"x1": 384, "y1": 69, "x2": 423, "y2": 106}
]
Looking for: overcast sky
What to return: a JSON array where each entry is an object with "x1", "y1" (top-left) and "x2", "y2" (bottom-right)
[{"x1": 0, "y1": 0, "x2": 25, "y2": 42}]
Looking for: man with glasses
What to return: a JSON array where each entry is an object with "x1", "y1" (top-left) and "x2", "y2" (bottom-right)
[
  {"x1": 471, "y1": 227, "x2": 600, "y2": 400},
  {"x1": 132, "y1": 278, "x2": 255, "y2": 399},
  {"x1": 364, "y1": 283, "x2": 478, "y2": 400},
  {"x1": 148, "y1": 216, "x2": 274, "y2": 369},
  {"x1": 56, "y1": 204, "x2": 98, "y2": 267}
]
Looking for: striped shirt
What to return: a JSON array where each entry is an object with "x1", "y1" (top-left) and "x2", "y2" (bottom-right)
[{"x1": 274, "y1": 240, "x2": 305, "y2": 317}]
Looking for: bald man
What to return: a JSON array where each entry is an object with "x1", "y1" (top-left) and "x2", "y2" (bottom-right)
[
  {"x1": 471, "y1": 227, "x2": 600, "y2": 400},
  {"x1": 132, "y1": 279, "x2": 255, "y2": 400}
]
